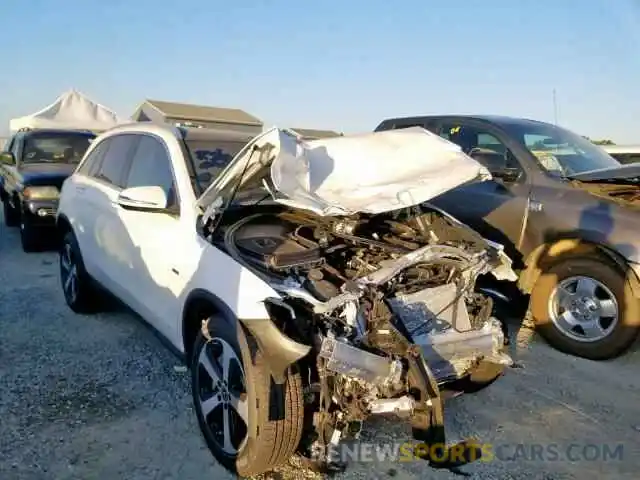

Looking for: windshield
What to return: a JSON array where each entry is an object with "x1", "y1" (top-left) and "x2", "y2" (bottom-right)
[
  {"x1": 184, "y1": 138, "x2": 247, "y2": 192},
  {"x1": 505, "y1": 122, "x2": 621, "y2": 177},
  {"x1": 22, "y1": 132, "x2": 95, "y2": 165}
]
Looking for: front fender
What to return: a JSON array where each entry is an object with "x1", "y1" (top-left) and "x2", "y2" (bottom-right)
[{"x1": 240, "y1": 309, "x2": 311, "y2": 384}]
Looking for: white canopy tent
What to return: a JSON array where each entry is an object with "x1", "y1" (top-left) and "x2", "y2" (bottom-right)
[{"x1": 9, "y1": 89, "x2": 123, "y2": 132}]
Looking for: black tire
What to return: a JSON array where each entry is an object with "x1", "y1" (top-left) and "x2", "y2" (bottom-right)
[
  {"x1": 20, "y1": 216, "x2": 41, "y2": 252},
  {"x1": 192, "y1": 316, "x2": 304, "y2": 477},
  {"x1": 60, "y1": 231, "x2": 101, "y2": 313},
  {"x1": 3, "y1": 199, "x2": 19, "y2": 227},
  {"x1": 530, "y1": 256, "x2": 640, "y2": 360}
]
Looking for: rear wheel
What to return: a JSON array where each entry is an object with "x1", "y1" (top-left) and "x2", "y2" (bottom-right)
[
  {"x1": 530, "y1": 256, "x2": 640, "y2": 360},
  {"x1": 192, "y1": 316, "x2": 304, "y2": 477},
  {"x1": 60, "y1": 231, "x2": 101, "y2": 313}
]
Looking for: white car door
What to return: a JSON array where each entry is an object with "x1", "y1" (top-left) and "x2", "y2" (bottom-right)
[
  {"x1": 115, "y1": 134, "x2": 197, "y2": 343},
  {"x1": 70, "y1": 134, "x2": 139, "y2": 296}
]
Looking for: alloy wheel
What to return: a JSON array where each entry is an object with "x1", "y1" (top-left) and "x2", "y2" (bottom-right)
[
  {"x1": 60, "y1": 242, "x2": 79, "y2": 304},
  {"x1": 197, "y1": 337, "x2": 249, "y2": 455},
  {"x1": 548, "y1": 275, "x2": 619, "y2": 343}
]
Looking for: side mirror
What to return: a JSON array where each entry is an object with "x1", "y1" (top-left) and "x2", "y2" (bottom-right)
[
  {"x1": 0, "y1": 151, "x2": 16, "y2": 165},
  {"x1": 117, "y1": 186, "x2": 168, "y2": 212}
]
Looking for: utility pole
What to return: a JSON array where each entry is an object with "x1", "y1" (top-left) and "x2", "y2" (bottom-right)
[{"x1": 553, "y1": 89, "x2": 558, "y2": 125}]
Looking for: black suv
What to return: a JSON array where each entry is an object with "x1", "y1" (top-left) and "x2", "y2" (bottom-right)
[{"x1": 0, "y1": 128, "x2": 95, "y2": 251}]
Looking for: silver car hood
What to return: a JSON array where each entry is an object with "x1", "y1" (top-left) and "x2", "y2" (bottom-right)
[{"x1": 196, "y1": 126, "x2": 491, "y2": 218}]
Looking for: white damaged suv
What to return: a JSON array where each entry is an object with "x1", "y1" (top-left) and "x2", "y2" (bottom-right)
[{"x1": 56, "y1": 124, "x2": 516, "y2": 476}]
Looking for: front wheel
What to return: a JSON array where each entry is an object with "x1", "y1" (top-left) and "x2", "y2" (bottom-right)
[
  {"x1": 20, "y1": 217, "x2": 41, "y2": 252},
  {"x1": 530, "y1": 256, "x2": 640, "y2": 360},
  {"x1": 3, "y1": 199, "x2": 19, "y2": 227},
  {"x1": 191, "y1": 316, "x2": 304, "y2": 477}
]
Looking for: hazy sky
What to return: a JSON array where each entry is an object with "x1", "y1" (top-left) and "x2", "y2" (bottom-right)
[{"x1": 1, "y1": 0, "x2": 639, "y2": 142}]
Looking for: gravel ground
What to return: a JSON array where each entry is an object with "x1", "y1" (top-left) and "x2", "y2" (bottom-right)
[{"x1": 1, "y1": 212, "x2": 639, "y2": 480}]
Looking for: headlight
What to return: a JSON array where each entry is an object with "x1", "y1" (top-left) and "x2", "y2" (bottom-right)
[{"x1": 23, "y1": 186, "x2": 59, "y2": 200}]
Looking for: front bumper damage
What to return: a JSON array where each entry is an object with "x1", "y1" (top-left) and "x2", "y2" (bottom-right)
[
  {"x1": 315, "y1": 327, "x2": 508, "y2": 470},
  {"x1": 302, "y1": 278, "x2": 513, "y2": 470},
  {"x1": 288, "y1": 244, "x2": 514, "y2": 471}
]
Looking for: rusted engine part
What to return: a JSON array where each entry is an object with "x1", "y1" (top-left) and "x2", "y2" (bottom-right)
[{"x1": 572, "y1": 180, "x2": 640, "y2": 206}]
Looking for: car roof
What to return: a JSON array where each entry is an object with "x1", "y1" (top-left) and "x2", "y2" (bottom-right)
[
  {"x1": 380, "y1": 114, "x2": 555, "y2": 129},
  {"x1": 20, "y1": 128, "x2": 96, "y2": 136},
  {"x1": 98, "y1": 121, "x2": 256, "y2": 144}
]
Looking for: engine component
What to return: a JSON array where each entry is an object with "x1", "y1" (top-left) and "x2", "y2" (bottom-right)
[
  {"x1": 210, "y1": 202, "x2": 513, "y2": 475},
  {"x1": 224, "y1": 215, "x2": 325, "y2": 273},
  {"x1": 389, "y1": 282, "x2": 473, "y2": 334},
  {"x1": 413, "y1": 318, "x2": 511, "y2": 383},
  {"x1": 318, "y1": 336, "x2": 397, "y2": 384},
  {"x1": 306, "y1": 278, "x2": 340, "y2": 301},
  {"x1": 368, "y1": 395, "x2": 417, "y2": 416},
  {"x1": 332, "y1": 218, "x2": 359, "y2": 235}
]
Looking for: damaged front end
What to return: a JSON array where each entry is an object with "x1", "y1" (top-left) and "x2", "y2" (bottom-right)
[
  {"x1": 215, "y1": 205, "x2": 515, "y2": 471},
  {"x1": 197, "y1": 127, "x2": 518, "y2": 471}
]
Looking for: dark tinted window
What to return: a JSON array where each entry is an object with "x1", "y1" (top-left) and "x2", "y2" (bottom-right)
[
  {"x1": 94, "y1": 135, "x2": 136, "y2": 187},
  {"x1": 393, "y1": 122, "x2": 425, "y2": 130},
  {"x1": 611, "y1": 153, "x2": 640, "y2": 165},
  {"x1": 125, "y1": 135, "x2": 177, "y2": 207},
  {"x1": 504, "y1": 122, "x2": 620, "y2": 176},
  {"x1": 376, "y1": 119, "x2": 438, "y2": 134},
  {"x1": 76, "y1": 139, "x2": 110, "y2": 176}
]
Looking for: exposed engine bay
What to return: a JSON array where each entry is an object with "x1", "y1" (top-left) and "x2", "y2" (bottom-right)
[
  {"x1": 572, "y1": 179, "x2": 640, "y2": 207},
  {"x1": 207, "y1": 202, "x2": 513, "y2": 469}
]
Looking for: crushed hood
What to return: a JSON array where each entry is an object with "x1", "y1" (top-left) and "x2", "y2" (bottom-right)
[
  {"x1": 197, "y1": 126, "x2": 491, "y2": 217},
  {"x1": 568, "y1": 163, "x2": 640, "y2": 183}
]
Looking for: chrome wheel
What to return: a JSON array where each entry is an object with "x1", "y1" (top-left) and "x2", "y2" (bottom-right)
[
  {"x1": 548, "y1": 275, "x2": 618, "y2": 343},
  {"x1": 197, "y1": 337, "x2": 249, "y2": 456},
  {"x1": 60, "y1": 242, "x2": 79, "y2": 304}
]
